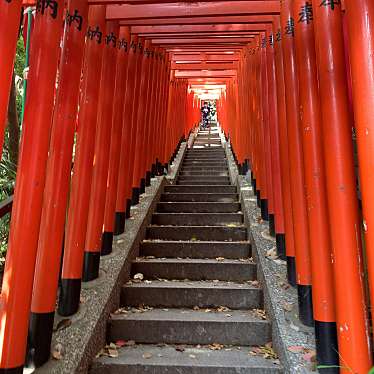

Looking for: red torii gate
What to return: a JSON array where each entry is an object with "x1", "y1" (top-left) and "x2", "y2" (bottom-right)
[{"x1": 1, "y1": 0, "x2": 374, "y2": 373}]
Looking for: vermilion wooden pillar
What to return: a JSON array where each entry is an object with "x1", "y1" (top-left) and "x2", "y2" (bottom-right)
[
  {"x1": 265, "y1": 25, "x2": 286, "y2": 251},
  {"x1": 130, "y1": 37, "x2": 145, "y2": 205},
  {"x1": 102, "y1": 26, "x2": 131, "y2": 254},
  {"x1": 312, "y1": 0, "x2": 367, "y2": 369},
  {"x1": 335, "y1": 0, "x2": 374, "y2": 371},
  {"x1": 260, "y1": 32, "x2": 273, "y2": 222},
  {"x1": 293, "y1": 0, "x2": 333, "y2": 328},
  {"x1": 0, "y1": 1, "x2": 64, "y2": 371},
  {"x1": 83, "y1": 20, "x2": 119, "y2": 279},
  {"x1": 132, "y1": 39, "x2": 152, "y2": 202},
  {"x1": 28, "y1": 0, "x2": 88, "y2": 366},
  {"x1": 58, "y1": 5, "x2": 106, "y2": 317},
  {"x1": 0, "y1": 0, "x2": 22, "y2": 156},
  {"x1": 280, "y1": 0, "x2": 313, "y2": 330},
  {"x1": 272, "y1": 17, "x2": 295, "y2": 282},
  {"x1": 114, "y1": 33, "x2": 140, "y2": 234}
]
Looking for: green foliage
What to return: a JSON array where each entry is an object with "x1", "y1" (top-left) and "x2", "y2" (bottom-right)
[{"x1": 0, "y1": 36, "x2": 25, "y2": 265}]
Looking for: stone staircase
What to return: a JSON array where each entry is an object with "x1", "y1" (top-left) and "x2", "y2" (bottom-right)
[{"x1": 91, "y1": 128, "x2": 282, "y2": 373}]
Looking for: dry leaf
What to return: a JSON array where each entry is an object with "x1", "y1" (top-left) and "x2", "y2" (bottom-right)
[
  {"x1": 115, "y1": 340, "x2": 126, "y2": 347},
  {"x1": 215, "y1": 257, "x2": 225, "y2": 261},
  {"x1": 133, "y1": 273, "x2": 144, "y2": 281},
  {"x1": 189, "y1": 354, "x2": 196, "y2": 359},
  {"x1": 143, "y1": 352, "x2": 153, "y2": 359},
  {"x1": 54, "y1": 319, "x2": 72, "y2": 332},
  {"x1": 108, "y1": 348, "x2": 118, "y2": 358},
  {"x1": 287, "y1": 346, "x2": 304, "y2": 353},
  {"x1": 52, "y1": 343, "x2": 64, "y2": 360}
]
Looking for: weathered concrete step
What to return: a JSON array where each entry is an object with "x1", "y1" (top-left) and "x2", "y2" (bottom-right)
[
  {"x1": 91, "y1": 344, "x2": 283, "y2": 374},
  {"x1": 184, "y1": 156, "x2": 227, "y2": 161},
  {"x1": 181, "y1": 167, "x2": 228, "y2": 172},
  {"x1": 131, "y1": 259, "x2": 256, "y2": 281},
  {"x1": 160, "y1": 193, "x2": 238, "y2": 202},
  {"x1": 109, "y1": 309, "x2": 271, "y2": 346},
  {"x1": 180, "y1": 171, "x2": 229, "y2": 177},
  {"x1": 187, "y1": 150, "x2": 224, "y2": 154},
  {"x1": 157, "y1": 202, "x2": 240, "y2": 213},
  {"x1": 122, "y1": 280, "x2": 261, "y2": 309},
  {"x1": 164, "y1": 185, "x2": 236, "y2": 193},
  {"x1": 140, "y1": 241, "x2": 251, "y2": 259},
  {"x1": 177, "y1": 177, "x2": 230, "y2": 182},
  {"x1": 152, "y1": 213, "x2": 243, "y2": 226},
  {"x1": 183, "y1": 162, "x2": 227, "y2": 166},
  {"x1": 177, "y1": 180, "x2": 231, "y2": 186},
  {"x1": 147, "y1": 225, "x2": 247, "y2": 241}
]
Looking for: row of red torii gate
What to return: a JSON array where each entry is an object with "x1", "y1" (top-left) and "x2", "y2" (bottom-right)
[{"x1": 1, "y1": 0, "x2": 374, "y2": 373}]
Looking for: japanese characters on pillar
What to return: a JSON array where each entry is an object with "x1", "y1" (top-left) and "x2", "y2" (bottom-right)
[
  {"x1": 29, "y1": 0, "x2": 88, "y2": 367},
  {"x1": 58, "y1": 5, "x2": 106, "y2": 317},
  {"x1": 0, "y1": 0, "x2": 64, "y2": 371}
]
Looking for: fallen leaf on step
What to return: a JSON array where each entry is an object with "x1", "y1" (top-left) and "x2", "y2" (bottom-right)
[
  {"x1": 191, "y1": 236, "x2": 197, "y2": 241},
  {"x1": 189, "y1": 354, "x2": 196, "y2": 359},
  {"x1": 302, "y1": 351, "x2": 316, "y2": 362},
  {"x1": 282, "y1": 302, "x2": 293, "y2": 312},
  {"x1": 133, "y1": 273, "x2": 144, "y2": 281},
  {"x1": 193, "y1": 306, "x2": 200, "y2": 310},
  {"x1": 215, "y1": 257, "x2": 225, "y2": 261},
  {"x1": 115, "y1": 340, "x2": 126, "y2": 347},
  {"x1": 253, "y1": 309, "x2": 267, "y2": 320},
  {"x1": 54, "y1": 318, "x2": 72, "y2": 332},
  {"x1": 143, "y1": 352, "x2": 153, "y2": 359},
  {"x1": 126, "y1": 340, "x2": 136, "y2": 346},
  {"x1": 259, "y1": 344, "x2": 278, "y2": 359},
  {"x1": 209, "y1": 343, "x2": 224, "y2": 350},
  {"x1": 52, "y1": 343, "x2": 64, "y2": 360},
  {"x1": 175, "y1": 346, "x2": 185, "y2": 352},
  {"x1": 287, "y1": 346, "x2": 305, "y2": 353},
  {"x1": 108, "y1": 348, "x2": 118, "y2": 358},
  {"x1": 217, "y1": 306, "x2": 230, "y2": 312}
]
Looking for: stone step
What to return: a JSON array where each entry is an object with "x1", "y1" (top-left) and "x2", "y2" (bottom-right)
[
  {"x1": 164, "y1": 185, "x2": 236, "y2": 193},
  {"x1": 180, "y1": 171, "x2": 229, "y2": 177},
  {"x1": 177, "y1": 180, "x2": 231, "y2": 186},
  {"x1": 183, "y1": 162, "x2": 227, "y2": 167},
  {"x1": 140, "y1": 241, "x2": 251, "y2": 259},
  {"x1": 156, "y1": 202, "x2": 240, "y2": 213},
  {"x1": 184, "y1": 157, "x2": 227, "y2": 161},
  {"x1": 181, "y1": 167, "x2": 228, "y2": 172},
  {"x1": 152, "y1": 213, "x2": 243, "y2": 226},
  {"x1": 160, "y1": 193, "x2": 238, "y2": 202},
  {"x1": 122, "y1": 280, "x2": 262, "y2": 309},
  {"x1": 147, "y1": 225, "x2": 247, "y2": 241},
  {"x1": 187, "y1": 150, "x2": 224, "y2": 155},
  {"x1": 108, "y1": 308, "x2": 271, "y2": 346},
  {"x1": 91, "y1": 344, "x2": 282, "y2": 374},
  {"x1": 177, "y1": 176, "x2": 230, "y2": 182},
  {"x1": 132, "y1": 259, "x2": 256, "y2": 282}
]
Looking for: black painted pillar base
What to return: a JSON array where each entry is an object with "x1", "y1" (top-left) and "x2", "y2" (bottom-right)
[
  {"x1": 0, "y1": 367, "x2": 24, "y2": 373},
  {"x1": 82, "y1": 251, "x2": 100, "y2": 282},
  {"x1": 163, "y1": 163, "x2": 168, "y2": 175},
  {"x1": 242, "y1": 159, "x2": 249, "y2": 175},
  {"x1": 27, "y1": 311, "x2": 55, "y2": 368},
  {"x1": 145, "y1": 171, "x2": 151, "y2": 187},
  {"x1": 101, "y1": 231, "x2": 113, "y2": 256},
  {"x1": 58, "y1": 278, "x2": 81, "y2": 316},
  {"x1": 315, "y1": 321, "x2": 339, "y2": 373},
  {"x1": 256, "y1": 190, "x2": 261, "y2": 208},
  {"x1": 287, "y1": 256, "x2": 297, "y2": 287},
  {"x1": 260, "y1": 199, "x2": 269, "y2": 221},
  {"x1": 297, "y1": 284, "x2": 314, "y2": 327},
  {"x1": 126, "y1": 198, "x2": 131, "y2": 219},
  {"x1": 276, "y1": 233, "x2": 286, "y2": 260},
  {"x1": 252, "y1": 177, "x2": 257, "y2": 193},
  {"x1": 269, "y1": 214, "x2": 276, "y2": 237},
  {"x1": 132, "y1": 187, "x2": 140, "y2": 205},
  {"x1": 237, "y1": 164, "x2": 243, "y2": 175},
  {"x1": 114, "y1": 211, "x2": 126, "y2": 235},
  {"x1": 140, "y1": 178, "x2": 146, "y2": 194}
]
